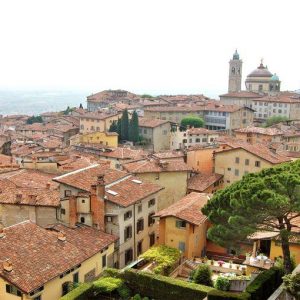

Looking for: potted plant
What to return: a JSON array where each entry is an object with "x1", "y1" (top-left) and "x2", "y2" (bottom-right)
[{"x1": 218, "y1": 260, "x2": 225, "y2": 267}]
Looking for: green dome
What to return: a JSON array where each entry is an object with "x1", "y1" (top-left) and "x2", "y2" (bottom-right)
[
  {"x1": 271, "y1": 73, "x2": 279, "y2": 81},
  {"x1": 233, "y1": 49, "x2": 240, "y2": 60}
]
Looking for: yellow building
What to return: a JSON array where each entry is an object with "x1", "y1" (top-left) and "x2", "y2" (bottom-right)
[
  {"x1": 154, "y1": 192, "x2": 209, "y2": 259},
  {"x1": 214, "y1": 143, "x2": 290, "y2": 186},
  {"x1": 73, "y1": 131, "x2": 118, "y2": 147},
  {"x1": 0, "y1": 221, "x2": 117, "y2": 300},
  {"x1": 79, "y1": 112, "x2": 121, "y2": 134}
]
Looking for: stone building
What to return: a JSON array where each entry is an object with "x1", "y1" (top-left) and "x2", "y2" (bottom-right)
[{"x1": 228, "y1": 49, "x2": 242, "y2": 93}]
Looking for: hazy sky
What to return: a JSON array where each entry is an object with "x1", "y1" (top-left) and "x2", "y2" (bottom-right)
[{"x1": 0, "y1": 0, "x2": 299, "y2": 98}]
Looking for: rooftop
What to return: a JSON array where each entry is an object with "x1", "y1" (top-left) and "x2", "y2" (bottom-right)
[
  {"x1": 188, "y1": 173, "x2": 223, "y2": 192},
  {"x1": 234, "y1": 126, "x2": 283, "y2": 136},
  {"x1": 154, "y1": 192, "x2": 209, "y2": 225},
  {"x1": 138, "y1": 117, "x2": 170, "y2": 128}
]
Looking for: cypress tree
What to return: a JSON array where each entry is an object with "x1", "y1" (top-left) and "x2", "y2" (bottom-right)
[
  {"x1": 117, "y1": 118, "x2": 122, "y2": 140},
  {"x1": 131, "y1": 111, "x2": 139, "y2": 143},
  {"x1": 109, "y1": 120, "x2": 118, "y2": 133},
  {"x1": 121, "y1": 109, "x2": 129, "y2": 141}
]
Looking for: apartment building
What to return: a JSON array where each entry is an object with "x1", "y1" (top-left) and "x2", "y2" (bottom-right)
[
  {"x1": 0, "y1": 221, "x2": 117, "y2": 300},
  {"x1": 53, "y1": 164, "x2": 163, "y2": 268}
]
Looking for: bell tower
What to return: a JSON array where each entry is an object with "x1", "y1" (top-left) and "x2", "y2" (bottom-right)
[{"x1": 228, "y1": 50, "x2": 242, "y2": 92}]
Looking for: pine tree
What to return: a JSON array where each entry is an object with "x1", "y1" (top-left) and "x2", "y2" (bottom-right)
[{"x1": 121, "y1": 109, "x2": 129, "y2": 141}]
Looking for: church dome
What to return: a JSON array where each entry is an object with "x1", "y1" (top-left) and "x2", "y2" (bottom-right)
[
  {"x1": 271, "y1": 73, "x2": 279, "y2": 81},
  {"x1": 233, "y1": 49, "x2": 239, "y2": 60},
  {"x1": 247, "y1": 62, "x2": 273, "y2": 78}
]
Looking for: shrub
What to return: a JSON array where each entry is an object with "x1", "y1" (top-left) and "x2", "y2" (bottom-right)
[
  {"x1": 246, "y1": 267, "x2": 283, "y2": 300},
  {"x1": 133, "y1": 294, "x2": 142, "y2": 300},
  {"x1": 181, "y1": 116, "x2": 205, "y2": 128},
  {"x1": 93, "y1": 277, "x2": 123, "y2": 294},
  {"x1": 193, "y1": 264, "x2": 213, "y2": 286},
  {"x1": 120, "y1": 269, "x2": 213, "y2": 300},
  {"x1": 214, "y1": 276, "x2": 231, "y2": 291},
  {"x1": 207, "y1": 289, "x2": 250, "y2": 300},
  {"x1": 60, "y1": 283, "x2": 92, "y2": 300},
  {"x1": 282, "y1": 272, "x2": 300, "y2": 298},
  {"x1": 139, "y1": 245, "x2": 181, "y2": 275}
]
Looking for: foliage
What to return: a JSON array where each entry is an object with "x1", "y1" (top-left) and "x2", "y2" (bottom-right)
[
  {"x1": 132, "y1": 294, "x2": 142, "y2": 300},
  {"x1": 63, "y1": 106, "x2": 74, "y2": 115},
  {"x1": 129, "y1": 111, "x2": 139, "y2": 143},
  {"x1": 214, "y1": 276, "x2": 231, "y2": 291},
  {"x1": 139, "y1": 245, "x2": 181, "y2": 275},
  {"x1": 109, "y1": 120, "x2": 118, "y2": 133},
  {"x1": 283, "y1": 272, "x2": 300, "y2": 298},
  {"x1": 140, "y1": 94, "x2": 154, "y2": 98},
  {"x1": 264, "y1": 115, "x2": 288, "y2": 127},
  {"x1": 207, "y1": 289, "x2": 250, "y2": 300},
  {"x1": 120, "y1": 269, "x2": 213, "y2": 300},
  {"x1": 26, "y1": 115, "x2": 43, "y2": 124},
  {"x1": 274, "y1": 255, "x2": 296, "y2": 273},
  {"x1": 193, "y1": 264, "x2": 213, "y2": 286},
  {"x1": 59, "y1": 283, "x2": 92, "y2": 300},
  {"x1": 93, "y1": 277, "x2": 123, "y2": 294},
  {"x1": 202, "y1": 160, "x2": 300, "y2": 274},
  {"x1": 180, "y1": 116, "x2": 205, "y2": 128},
  {"x1": 245, "y1": 267, "x2": 283, "y2": 300},
  {"x1": 121, "y1": 109, "x2": 129, "y2": 140}
]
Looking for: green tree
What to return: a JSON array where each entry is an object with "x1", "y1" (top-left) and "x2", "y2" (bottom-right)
[
  {"x1": 63, "y1": 106, "x2": 72, "y2": 115},
  {"x1": 117, "y1": 118, "x2": 122, "y2": 141},
  {"x1": 193, "y1": 264, "x2": 213, "y2": 286},
  {"x1": 202, "y1": 161, "x2": 300, "y2": 274},
  {"x1": 79, "y1": 103, "x2": 83, "y2": 109},
  {"x1": 109, "y1": 120, "x2": 118, "y2": 133},
  {"x1": 26, "y1": 115, "x2": 43, "y2": 124},
  {"x1": 180, "y1": 116, "x2": 205, "y2": 128},
  {"x1": 121, "y1": 109, "x2": 129, "y2": 141},
  {"x1": 264, "y1": 116, "x2": 288, "y2": 127},
  {"x1": 129, "y1": 111, "x2": 139, "y2": 143}
]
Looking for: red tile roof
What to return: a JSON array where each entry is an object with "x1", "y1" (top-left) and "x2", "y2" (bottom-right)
[
  {"x1": 234, "y1": 126, "x2": 283, "y2": 136},
  {"x1": 253, "y1": 92, "x2": 300, "y2": 103},
  {"x1": 152, "y1": 150, "x2": 185, "y2": 160},
  {"x1": 187, "y1": 128, "x2": 217, "y2": 135},
  {"x1": 0, "y1": 221, "x2": 117, "y2": 294},
  {"x1": 219, "y1": 91, "x2": 262, "y2": 98},
  {"x1": 80, "y1": 112, "x2": 120, "y2": 121},
  {"x1": 188, "y1": 173, "x2": 223, "y2": 192},
  {"x1": 154, "y1": 192, "x2": 209, "y2": 225},
  {"x1": 138, "y1": 117, "x2": 170, "y2": 128}
]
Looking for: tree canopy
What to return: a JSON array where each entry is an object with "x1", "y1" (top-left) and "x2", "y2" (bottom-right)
[
  {"x1": 26, "y1": 115, "x2": 43, "y2": 124},
  {"x1": 264, "y1": 116, "x2": 288, "y2": 127},
  {"x1": 202, "y1": 160, "x2": 300, "y2": 274},
  {"x1": 180, "y1": 116, "x2": 204, "y2": 128}
]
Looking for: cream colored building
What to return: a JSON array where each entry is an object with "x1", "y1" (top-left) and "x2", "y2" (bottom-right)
[
  {"x1": 70, "y1": 131, "x2": 118, "y2": 147},
  {"x1": 54, "y1": 164, "x2": 163, "y2": 268},
  {"x1": 0, "y1": 221, "x2": 117, "y2": 300},
  {"x1": 214, "y1": 144, "x2": 290, "y2": 186}
]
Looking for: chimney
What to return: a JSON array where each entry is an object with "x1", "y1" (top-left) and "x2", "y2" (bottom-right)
[
  {"x1": 69, "y1": 195, "x2": 77, "y2": 228},
  {"x1": 46, "y1": 182, "x2": 51, "y2": 189},
  {"x1": 3, "y1": 259, "x2": 13, "y2": 272},
  {"x1": 90, "y1": 176, "x2": 105, "y2": 231},
  {"x1": 158, "y1": 160, "x2": 169, "y2": 170},
  {"x1": 57, "y1": 231, "x2": 66, "y2": 242}
]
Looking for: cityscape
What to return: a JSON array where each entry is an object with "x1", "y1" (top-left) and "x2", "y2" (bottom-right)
[{"x1": 0, "y1": 1, "x2": 300, "y2": 300}]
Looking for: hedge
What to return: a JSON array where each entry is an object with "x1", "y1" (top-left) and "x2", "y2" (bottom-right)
[
  {"x1": 119, "y1": 269, "x2": 213, "y2": 300},
  {"x1": 60, "y1": 283, "x2": 92, "y2": 300},
  {"x1": 207, "y1": 290, "x2": 250, "y2": 300},
  {"x1": 246, "y1": 267, "x2": 283, "y2": 300}
]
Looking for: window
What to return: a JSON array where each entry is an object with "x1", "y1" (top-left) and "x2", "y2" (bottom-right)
[
  {"x1": 124, "y1": 226, "x2": 132, "y2": 240},
  {"x1": 124, "y1": 211, "x2": 132, "y2": 221},
  {"x1": 149, "y1": 233, "x2": 155, "y2": 247},
  {"x1": 82, "y1": 199, "x2": 85, "y2": 203},
  {"x1": 138, "y1": 204, "x2": 142, "y2": 213},
  {"x1": 6, "y1": 285, "x2": 22, "y2": 297},
  {"x1": 259, "y1": 85, "x2": 263, "y2": 92},
  {"x1": 227, "y1": 167, "x2": 231, "y2": 171},
  {"x1": 163, "y1": 130, "x2": 168, "y2": 135},
  {"x1": 80, "y1": 217, "x2": 85, "y2": 223},
  {"x1": 61, "y1": 208, "x2": 66, "y2": 215},
  {"x1": 195, "y1": 138, "x2": 200, "y2": 143},
  {"x1": 137, "y1": 218, "x2": 144, "y2": 233},
  {"x1": 183, "y1": 139, "x2": 187, "y2": 143},
  {"x1": 73, "y1": 272, "x2": 79, "y2": 284},
  {"x1": 148, "y1": 212, "x2": 155, "y2": 226},
  {"x1": 62, "y1": 282, "x2": 70, "y2": 296},
  {"x1": 235, "y1": 157, "x2": 239, "y2": 164},
  {"x1": 91, "y1": 126, "x2": 94, "y2": 131},
  {"x1": 245, "y1": 159, "x2": 249, "y2": 166},
  {"x1": 64, "y1": 190, "x2": 71, "y2": 197},
  {"x1": 102, "y1": 254, "x2": 107, "y2": 268},
  {"x1": 137, "y1": 240, "x2": 143, "y2": 256},
  {"x1": 178, "y1": 241, "x2": 186, "y2": 252},
  {"x1": 175, "y1": 220, "x2": 186, "y2": 229},
  {"x1": 143, "y1": 129, "x2": 147, "y2": 134},
  {"x1": 255, "y1": 161, "x2": 261, "y2": 167},
  {"x1": 80, "y1": 125, "x2": 84, "y2": 130},
  {"x1": 189, "y1": 138, "x2": 192, "y2": 143},
  {"x1": 234, "y1": 169, "x2": 239, "y2": 176},
  {"x1": 125, "y1": 248, "x2": 133, "y2": 265},
  {"x1": 96, "y1": 127, "x2": 100, "y2": 131},
  {"x1": 202, "y1": 138, "x2": 207, "y2": 143},
  {"x1": 278, "y1": 109, "x2": 282, "y2": 113},
  {"x1": 148, "y1": 198, "x2": 155, "y2": 207}
]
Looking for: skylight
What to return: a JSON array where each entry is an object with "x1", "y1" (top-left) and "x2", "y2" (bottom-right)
[{"x1": 132, "y1": 179, "x2": 142, "y2": 184}]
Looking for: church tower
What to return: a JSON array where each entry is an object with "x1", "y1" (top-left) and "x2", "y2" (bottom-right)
[{"x1": 228, "y1": 50, "x2": 242, "y2": 92}]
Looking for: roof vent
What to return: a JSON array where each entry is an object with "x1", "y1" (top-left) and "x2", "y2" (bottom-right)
[
  {"x1": 132, "y1": 179, "x2": 142, "y2": 184},
  {"x1": 3, "y1": 259, "x2": 13, "y2": 272},
  {"x1": 57, "y1": 232, "x2": 66, "y2": 242},
  {"x1": 107, "y1": 190, "x2": 118, "y2": 196}
]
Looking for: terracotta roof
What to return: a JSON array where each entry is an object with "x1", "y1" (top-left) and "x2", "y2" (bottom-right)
[
  {"x1": 215, "y1": 143, "x2": 291, "y2": 164},
  {"x1": 87, "y1": 90, "x2": 139, "y2": 102},
  {"x1": 154, "y1": 192, "x2": 209, "y2": 225},
  {"x1": 122, "y1": 158, "x2": 191, "y2": 173},
  {"x1": 99, "y1": 147, "x2": 148, "y2": 160},
  {"x1": 0, "y1": 221, "x2": 117, "y2": 294},
  {"x1": 219, "y1": 91, "x2": 262, "y2": 98},
  {"x1": 152, "y1": 150, "x2": 185, "y2": 160},
  {"x1": 138, "y1": 117, "x2": 170, "y2": 128},
  {"x1": 53, "y1": 164, "x2": 128, "y2": 192},
  {"x1": 253, "y1": 92, "x2": 300, "y2": 103},
  {"x1": 203, "y1": 103, "x2": 253, "y2": 113},
  {"x1": 105, "y1": 176, "x2": 163, "y2": 207},
  {"x1": 80, "y1": 112, "x2": 120, "y2": 121},
  {"x1": 234, "y1": 126, "x2": 283, "y2": 136},
  {"x1": 188, "y1": 173, "x2": 223, "y2": 192},
  {"x1": 187, "y1": 128, "x2": 217, "y2": 135}
]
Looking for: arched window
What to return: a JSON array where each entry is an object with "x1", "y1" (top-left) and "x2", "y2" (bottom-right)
[{"x1": 231, "y1": 67, "x2": 235, "y2": 74}]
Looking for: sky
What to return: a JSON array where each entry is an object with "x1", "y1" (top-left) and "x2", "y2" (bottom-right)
[{"x1": 0, "y1": 0, "x2": 299, "y2": 98}]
